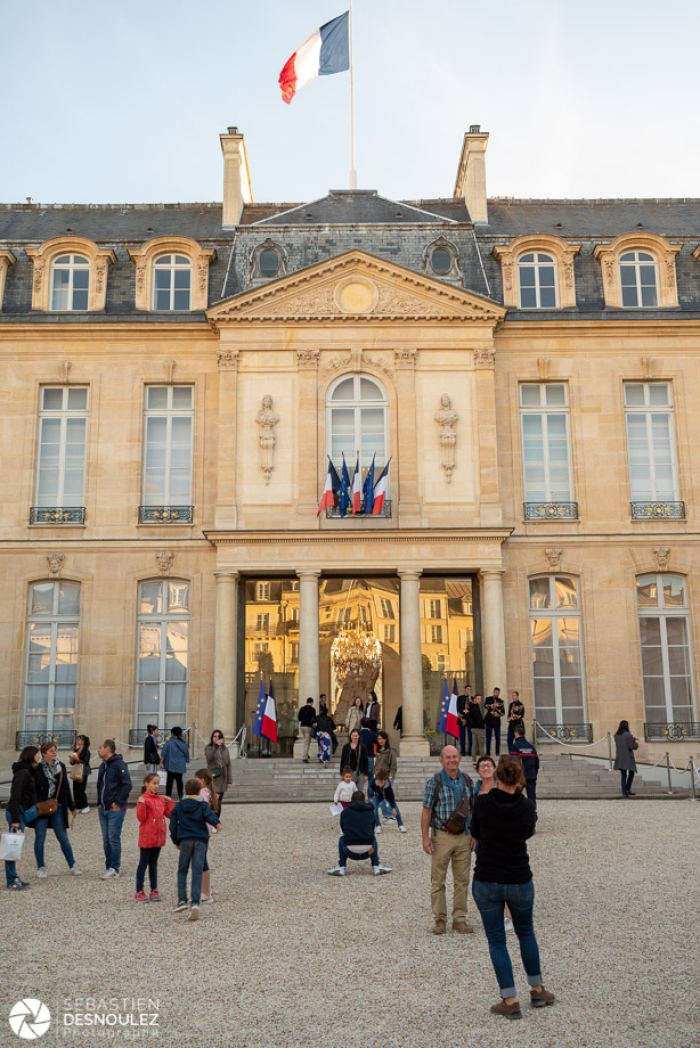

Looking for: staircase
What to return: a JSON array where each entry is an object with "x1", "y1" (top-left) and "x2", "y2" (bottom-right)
[{"x1": 222, "y1": 752, "x2": 680, "y2": 803}]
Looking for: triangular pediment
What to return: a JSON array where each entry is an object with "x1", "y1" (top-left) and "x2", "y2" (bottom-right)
[{"x1": 207, "y1": 251, "x2": 506, "y2": 327}]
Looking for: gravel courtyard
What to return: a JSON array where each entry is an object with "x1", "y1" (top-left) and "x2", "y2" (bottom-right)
[{"x1": 0, "y1": 798, "x2": 697, "y2": 1048}]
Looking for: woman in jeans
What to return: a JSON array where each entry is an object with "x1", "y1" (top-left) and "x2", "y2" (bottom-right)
[
  {"x1": 470, "y1": 756, "x2": 554, "y2": 1019},
  {"x1": 69, "y1": 734, "x2": 92, "y2": 813},
  {"x1": 5, "y1": 746, "x2": 40, "y2": 890},
  {"x1": 32, "y1": 741, "x2": 82, "y2": 878}
]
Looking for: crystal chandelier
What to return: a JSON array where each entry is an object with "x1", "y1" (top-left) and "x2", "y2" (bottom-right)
[{"x1": 331, "y1": 625, "x2": 382, "y2": 689}]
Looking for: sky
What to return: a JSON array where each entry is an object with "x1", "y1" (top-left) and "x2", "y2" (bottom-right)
[{"x1": 2, "y1": 0, "x2": 699, "y2": 208}]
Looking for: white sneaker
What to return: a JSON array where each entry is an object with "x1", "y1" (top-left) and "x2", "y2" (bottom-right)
[
  {"x1": 187, "y1": 905, "x2": 200, "y2": 922},
  {"x1": 374, "y1": 864, "x2": 392, "y2": 875},
  {"x1": 399, "y1": 825, "x2": 408, "y2": 833},
  {"x1": 37, "y1": 868, "x2": 48, "y2": 878},
  {"x1": 80, "y1": 807, "x2": 90, "y2": 814},
  {"x1": 375, "y1": 825, "x2": 382, "y2": 834},
  {"x1": 100, "y1": 868, "x2": 118, "y2": 879},
  {"x1": 504, "y1": 917, "x2": 514, "y2": 932},
  {"x1": 71, "y1": 865, "x2": 82, "y2": 875},
  {"x1": 327, "y1": 866, "x2": 346, "y2": 876}
]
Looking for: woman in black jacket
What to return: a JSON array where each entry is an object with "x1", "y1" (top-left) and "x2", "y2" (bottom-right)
[
  {"x1": 470, "y1": 756, "x2": 555, "y2": 1020},
  {"x1": 143, "y1": 725, "x2": 160, "y2": 772},
  {"x1": 32, "y1": 741, "x2": 81, "y2": 877},
  {"x1": 5, "y1": 746, "x2": 40, "y2": 890},
  {"x1": 339, "y1": 729, "x2": 369, "y2": 785},
  {"x1": 69, "y1": 734, "x2": 92, "y2": 813}
]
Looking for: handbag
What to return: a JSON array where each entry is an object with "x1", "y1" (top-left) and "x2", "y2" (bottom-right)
[
  {"x1": 0, "y1": 832, "x2": 25, "y2": 861},
  {"x1": 210, "y1": 766, "x2": 222, "y2": 778},
  {"x1": 70, "y1": 762, "x2": 85, "y2": 782},
  {"x1": 36, "y1": 767, "x2": 63, "y2": 817}
]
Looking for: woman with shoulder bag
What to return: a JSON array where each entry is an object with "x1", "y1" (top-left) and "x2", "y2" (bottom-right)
[
  {"x1": 69, "y1": 734, "x2": 92, "y2": 814},
  {"x1": 4, "y1": 746, "x2": 40, "y2": 890},
  {"x1": 204, "y1": 730, "x2": 232, "y2": 806},
  {"x1": 143, "y1": 725, "x2": 160, "y2": 773},
  {"x1": 32, "y1": 741, "x2": 82, "y2": 878}
]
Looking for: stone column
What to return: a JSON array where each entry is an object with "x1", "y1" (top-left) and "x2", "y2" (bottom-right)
[
  {"x1": 212, "y1": 571, "x2": 239, "y2": 742},
  {"x1": 481, "y1": 569, "x2": 507, "y2": 699},
  {"x1": 398, "y1": 570, "x2": 429, "y2": 756},
  {"x1": 215, "y1": 345, "x2": 239, "y2": 528},
  {"x1": 294, "y1": 570, "x2": 321, "y2": 757},
  {"x1": 296, "y1": 349, "x2": 320, "y2": 520}
]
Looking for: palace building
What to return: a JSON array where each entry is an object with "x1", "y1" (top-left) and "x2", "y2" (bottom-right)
[{"x1": 1, "y1": 125, "x2": 699, "y2": 767}]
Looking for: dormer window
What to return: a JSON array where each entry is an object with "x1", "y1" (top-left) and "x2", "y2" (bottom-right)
[
  {"x1": 620, "y1": 251, "x2": 658, "y2": 308},
  {"x1": 249, "y1": 239, "x2": 287, "y2": 285},
  {"x1": 518, "y1": 252, "x2": 557, "y2": 309},
  {"x1": 51, "y1": 254, "x2": 90, "y2": 311},
  {"x1": 153, "y1": 254, "x2": 192, "y2": 311},
  {"x1": 424, "y1": 237, "x2": 461, "y2": 281}
]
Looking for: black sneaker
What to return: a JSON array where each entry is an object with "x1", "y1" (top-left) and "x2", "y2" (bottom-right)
[
  {"x1": 173, "y1": 900, "x2": 189, "y2": 912},
  {"x1": 7, "y1": 879, "x2": 29, "y2": 890}
]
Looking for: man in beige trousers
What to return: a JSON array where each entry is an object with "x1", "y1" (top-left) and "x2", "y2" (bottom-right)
[{"x1": 421, "y1": 745, "x2": 474, "y2": 935}]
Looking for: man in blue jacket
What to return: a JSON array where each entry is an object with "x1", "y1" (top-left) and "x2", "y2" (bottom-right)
[
  {"x1": 96, "y1": 739, "x2": 132, "y2": 879},
  {"x1": 510, "y1": 724, "x2": 540, "y2": 808},
  {"x1": 328, "y1": 791, "x2": 391, "y2": 876}
]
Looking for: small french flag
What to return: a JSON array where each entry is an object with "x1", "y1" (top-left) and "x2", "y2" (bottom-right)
[
  {"x1": 317, "y1": 457, "x2": 340, "y2": 516},
  {"x1": 279, "y1": 12, "x2": 350, "y2": 105},
  {"x1": 261, "y1": 681, "x2": 278, "y2": 744},
  {"x1": 372, "y1": 459, "x2": 391, "y2": 515},
  {"x1": 351, "y1": 454, "x2": 362, "y2": 515}
]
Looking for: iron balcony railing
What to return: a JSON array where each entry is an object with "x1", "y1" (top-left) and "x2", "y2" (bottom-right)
[
  {"x1": 535, "y1": 723, "x2": 593, "y2": 743},
  {"x1": 139, "y1": 506, "x2": 194, "y2": 524},
  {"x1": 15, "y1": 730, "x2": 77, "y2": 750},
  {"x1": 30, "y1": 507, "x2": 85, "y2": 525},
  {"x1": 326, "y1": 499, "x2": 392, "y2": 519},
  {"x1": 128, "y1": 728, "x2": 190, "y2": 747},
  {"x1": 631, "y1": 501, "x2": 685, "y2": 520},
  {"x1": 644, "y1": 721, "x2": 700, "y2": 741},
  {"x1": 524, "y1": 502, "x2": 578, "y2": 521}
]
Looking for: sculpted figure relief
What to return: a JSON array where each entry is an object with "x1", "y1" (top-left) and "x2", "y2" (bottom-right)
[
  {"x1": 435, "y1": 393, "x2": 458, "y2": 483},
  {"x1": 256, "y1": 394, "x2": 280, "y2": 484}
]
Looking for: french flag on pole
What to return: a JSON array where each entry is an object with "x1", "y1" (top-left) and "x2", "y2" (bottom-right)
[
  {"x1": 317, "y1": 457, "x2": 340, "y2": 516},
  {"x1": 440, "y1": 680, "x2": 460, "y2": 739},
  {"x1": 252, "y1": 678, "x2": 266, "y2": 738},
  {"x1": 351, "y1": 454, "x2": 362, "y2": 515},
  {"x1": 279, "y1": 12, "x2": 350, "y2": 105},
  {"x1": 438, "y1": 679, "x2": 450, "y2": 734},
  {"x1": 372, "y1": 459, "x2": 391, "y2": 515},
  {"x1": 261, "y1": 680, "x2": 278, "y2": 744}
]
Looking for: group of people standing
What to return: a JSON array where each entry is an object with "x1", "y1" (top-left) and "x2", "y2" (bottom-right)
[
  {"x1": 456, "y1": 687, "x2": 526, "y2": 760},
  {"x1": 298, "y1": 692, "x2": 381, "y2": 767}
]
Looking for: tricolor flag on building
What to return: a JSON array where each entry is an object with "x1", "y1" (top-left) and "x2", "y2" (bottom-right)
[
  {"x1": 338, "y1": 454, "x2": 352, "y2": 517},
  {"x1": 317, "y1": 457, "x2": 340, "y2": 516},
  {"x1": 351, "y1": 453, "x2": 362, "y2": 515},
  {"x1": 279, "y1": 12, "x2": 350, "y2": 105},
  {"x1": 362, "y1": 454, "x2": 375, "y2": 515},
  {"x1": 261, "y1": 680, "x2": 278, "y2": 744},
  {"x1": 440, "y1": 680, "x2": 460, "y2": 739},
  {"x1": 372, "y1": 459, "x2": 391, "y2": 515},
  {"x1": 252, "y1": 678, "x2": 266, "y2": 737}
]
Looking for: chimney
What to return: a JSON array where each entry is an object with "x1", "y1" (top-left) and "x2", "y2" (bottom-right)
[
  {"x1": 453, "y1": 125, "x2": 489, "y2": 224},
  {"x1": 220, "y1": 127, "x2": 253, "y2": 227}
]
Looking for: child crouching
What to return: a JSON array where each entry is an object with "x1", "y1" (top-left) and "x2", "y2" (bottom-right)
[
  {"x1": 169, "y1": 777, "x2": 222, "y2": 921},
  {"x1": 368, "y1": 774, "x2": 407, "y2": 833}
]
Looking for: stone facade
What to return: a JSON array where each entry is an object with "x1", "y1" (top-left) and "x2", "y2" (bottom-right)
[{"x1": 1, "y1": 127, "x2": 699, "y2": 769}]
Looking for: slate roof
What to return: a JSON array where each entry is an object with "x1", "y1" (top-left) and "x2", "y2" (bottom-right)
[{"x1": 251, "y1": 190, "x2": 466, "y2": 226}]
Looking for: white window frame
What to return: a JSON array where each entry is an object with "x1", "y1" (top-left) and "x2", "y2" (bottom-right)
[
  {"x1": 528, "y1": 576, "x2": 586, "y2": 725},
  {"x1": 24, "y1": 580, "x2": 81, "y2": 734},
  {"x1": 135, "y1": 579, "x2": 190, "y2": 732},
  {"x1": 326, "y1": 373, "x2": 389, "y2": 499},
  {"x1": 518, "y1": 252, "x2": 557, "y2": 309},
  {"x1": 142, "y1": 386, "x2": 194, "y2": 507},
  {"x1": 636, "y1": 574, "x2": 695, "y2": 724},
  {"x1": 619, "y1": 251, "x2": 658, "y2": 308},
  {"x1": 35, "y1": 387, "x2": 89, "y2": 508},
  {"x1": 520, "y1": 384, "x2": 573, "y2": 503},
  {"x1": 51, "y1": 254, "x2": 90, "y2": 311},
  {"x1": 624, "y1": 382, "x2": 679, "y2": 502},
  {"x1": 152, "y1": 254, "x2": 192, "y2": 311}
]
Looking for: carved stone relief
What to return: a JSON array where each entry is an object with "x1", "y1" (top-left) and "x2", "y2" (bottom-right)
[
  {"x1": 255, "y1": 395, "x2": 280, "y2": 484},
  {"x1": 652, "y1": 546, "x2": 671, "y2": 571},
  {"x1": 544, "y1": 548, "x2": 563, "y2": 570},
  {"x1": 434, "y1": 394, "x2": 458, "y2": 483},
  {"x1": 59, "y1": 361, "x2": 72, "y2": 384},
  {"x1": 155, "y1": 551, "x2": 174, "y2": 575},
  {"x1": 473, "y1": 347, "x2": 495, "y2": 368},
  {"x1": 163, "y1": 359, "x2": 176, "y2": 384},
  {"x1": 217, "y1": 349, "x2": 239, "y2": 371},
  {"x1": 46, "y1": 553, "x2": 65, "y2": 576}
]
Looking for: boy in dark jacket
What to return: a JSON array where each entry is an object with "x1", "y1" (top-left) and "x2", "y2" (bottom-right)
[
  {"x1": 328, "y1": 791, "x2": 391, "y2": 876},
  {"x1": 368, "y1": 773, "x2": 407, "y2": 834},
  {"x1": 169, "y1": 778, "x2": 221, "y2": 920},
  {"x1": 510, "y1": 725, "x2": 540, "y2": 808}
]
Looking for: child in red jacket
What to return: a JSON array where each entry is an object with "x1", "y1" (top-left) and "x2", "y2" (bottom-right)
[{"x1": 135, "y1": 773, "x2": 175, "y2": 901}]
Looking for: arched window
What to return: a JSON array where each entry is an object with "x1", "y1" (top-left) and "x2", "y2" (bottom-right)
[
  {"x1": 328, "y1": 374, "x2": 388, "y2": 465},
  {"x1": 528, "y1": 576, "x2": 586, "y2": 727},
  {"x1": 51, "y1": 254, "x2": 90, "y2": 311},
  {"x1": 636, "y1": 574, "x2": 695, "y2": 725},
  {"x1": 135, "y1": 579, "x2": 190, "y2": 732},
  {"x1": 518, "y1": 252, "x2": 557, "y2": 309},
  {"x1": 249, "y1": 239, "x2": 287, "y2": 285},
  {"x1": 424, "y1": 237, "x2": 461, "y2": 281},
  {"x1": 620, "y1": 251, "x2": 658, "y2": 307},
  {"x1": 153, "y1": 254, "x2": 192, "y2": 311},
  {"x1": 24, "y1": 580, "x2": 81, "y2": 735}
]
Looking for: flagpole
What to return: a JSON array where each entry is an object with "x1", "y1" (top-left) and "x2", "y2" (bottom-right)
[{"x1": 348, "y1": 0, "x2": 357, "y2": 189}]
